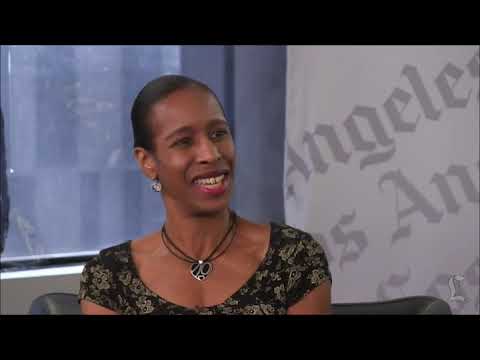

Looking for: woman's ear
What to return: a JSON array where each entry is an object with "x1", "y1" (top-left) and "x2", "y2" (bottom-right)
[{"x1": 134, "y1": 147, "x2": 157, "y2": 180}]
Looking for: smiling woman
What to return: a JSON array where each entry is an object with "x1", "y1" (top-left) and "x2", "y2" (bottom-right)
[{"x1": 78, "y1": 75, "x2": 332, "y2": 315}]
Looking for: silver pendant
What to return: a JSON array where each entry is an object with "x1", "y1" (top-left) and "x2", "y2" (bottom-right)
[{"x1": 190, "y1": 260, "x2": 212, "y2": 281}]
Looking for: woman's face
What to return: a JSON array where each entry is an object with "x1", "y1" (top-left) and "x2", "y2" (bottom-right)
[{"x1": 139, "y1": 87, "x2": 235, "y2": 216}]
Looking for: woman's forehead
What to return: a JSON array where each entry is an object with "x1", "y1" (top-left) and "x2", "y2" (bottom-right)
[{"x1": 149, "y1": 88, "x2": 224, "y2": 129}]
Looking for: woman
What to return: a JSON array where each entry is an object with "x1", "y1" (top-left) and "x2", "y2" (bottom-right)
[{"x1": 79, "y1": 75, "x2": 332, "y2": 315}]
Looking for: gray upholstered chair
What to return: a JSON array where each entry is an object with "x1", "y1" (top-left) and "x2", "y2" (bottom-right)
[{"x1": 29, "y1": 293, "x2": 452, "y2": 315}]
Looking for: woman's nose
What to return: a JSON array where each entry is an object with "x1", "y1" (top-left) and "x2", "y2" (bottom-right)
[{"x1": 196, "y1": 139, "x2": 221, "y2": 163}]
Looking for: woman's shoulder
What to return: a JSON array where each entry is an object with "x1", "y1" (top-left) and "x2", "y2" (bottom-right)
[
  {"x1": 270, "y1": 222, "x2": 318, "y2": 246},
  {"x1": 269, "y1": 222, "x2": 329, "y2": 263},
  {"x1": 79, "y1": 241, "x2": 132, "y2": 312},
  {"x1": 83, "y1": 241, "x2": 131, "y2": 272}
]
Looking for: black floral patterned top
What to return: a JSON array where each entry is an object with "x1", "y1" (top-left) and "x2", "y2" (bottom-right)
[{"x1": 78, "y1": 222, "x2": 332, "y2": 315}]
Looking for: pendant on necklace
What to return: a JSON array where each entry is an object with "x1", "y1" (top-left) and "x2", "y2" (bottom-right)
[{"x1": 190, "y1": 260, "x2": 212, "y2": 281}]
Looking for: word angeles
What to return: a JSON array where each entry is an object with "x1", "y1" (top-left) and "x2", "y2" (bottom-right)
[{"x1": 287, "y1": 50, "x2": 479, "y2": 189}]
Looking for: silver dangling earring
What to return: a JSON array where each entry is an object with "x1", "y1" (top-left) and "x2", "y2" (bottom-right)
[{"x1": 152, "y1": 179, "x2": 162, "y2": 192}]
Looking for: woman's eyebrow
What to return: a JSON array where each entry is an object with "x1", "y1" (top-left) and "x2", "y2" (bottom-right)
[
  {"x1": 164, "y1": 118, "x2": 228, "y2": 141},
  {"x1": 164, "y1": 126, "x2": 193, "y2": 141},
  {"x1": 207, "y1": 118, "x2": 228, "y2": 127}
]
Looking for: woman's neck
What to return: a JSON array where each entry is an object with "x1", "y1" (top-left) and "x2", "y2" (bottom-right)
[{"x1": 163, "y1": 207, "x2": 233, "y2": 260}]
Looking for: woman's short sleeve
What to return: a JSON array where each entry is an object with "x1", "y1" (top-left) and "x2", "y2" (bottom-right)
[
  {"x1": 78, "y1": 254, "x2": 119, "y2": 312},
  {"x1": 284, "y1": 232, "x2": 332, "y2": 308}
]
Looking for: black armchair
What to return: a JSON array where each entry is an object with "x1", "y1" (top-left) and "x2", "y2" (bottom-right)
[
  {"x1": 331, "y1": 296, "x2": 451, "y2": 314},
  {"x1": 29, "y1": 293, "x2": 451, "y2": 315},
  {"x1": 29, "y1": 292, "x2": 82, "y2": 315}
]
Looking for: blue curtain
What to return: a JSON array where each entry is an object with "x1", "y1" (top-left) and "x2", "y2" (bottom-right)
[{"x1": 231, "y1": 46, "x2": 286, "y2": 224}]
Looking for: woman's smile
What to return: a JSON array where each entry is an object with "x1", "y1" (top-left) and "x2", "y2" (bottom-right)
[{"x1": 192, "y1": 172, "x2": 230, "y2": 196}]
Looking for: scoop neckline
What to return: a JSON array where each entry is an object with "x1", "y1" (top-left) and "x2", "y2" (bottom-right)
[{"x1": 126, "y1": 222, "x2": 277, "y2": 313}]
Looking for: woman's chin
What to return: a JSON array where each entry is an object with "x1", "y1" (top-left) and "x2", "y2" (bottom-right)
[{"x1": 190, "y1": 201, "x2": 232, "y2": 217}]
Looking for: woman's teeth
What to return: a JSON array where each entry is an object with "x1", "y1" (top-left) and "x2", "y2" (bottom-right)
[{"x1": 194, "y1": 174, "x2": 225, "y2": 186}]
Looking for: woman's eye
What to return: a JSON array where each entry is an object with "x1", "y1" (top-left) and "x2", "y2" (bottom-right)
[
  {"x1": 211, "y1": 129, "x2": 229, "y2": 140},
  {"x1": 173, "y1": 138, "x2": 192, "y2": 147}
]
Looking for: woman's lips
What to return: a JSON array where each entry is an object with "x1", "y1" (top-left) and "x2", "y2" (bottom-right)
[{"x1": 193, "y1": 174, "x2": 229, "y2": 196}]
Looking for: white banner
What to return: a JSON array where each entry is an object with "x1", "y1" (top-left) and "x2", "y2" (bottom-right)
[{"x1": 285, "y1": 46, "x2": 479, "y2": 314}]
